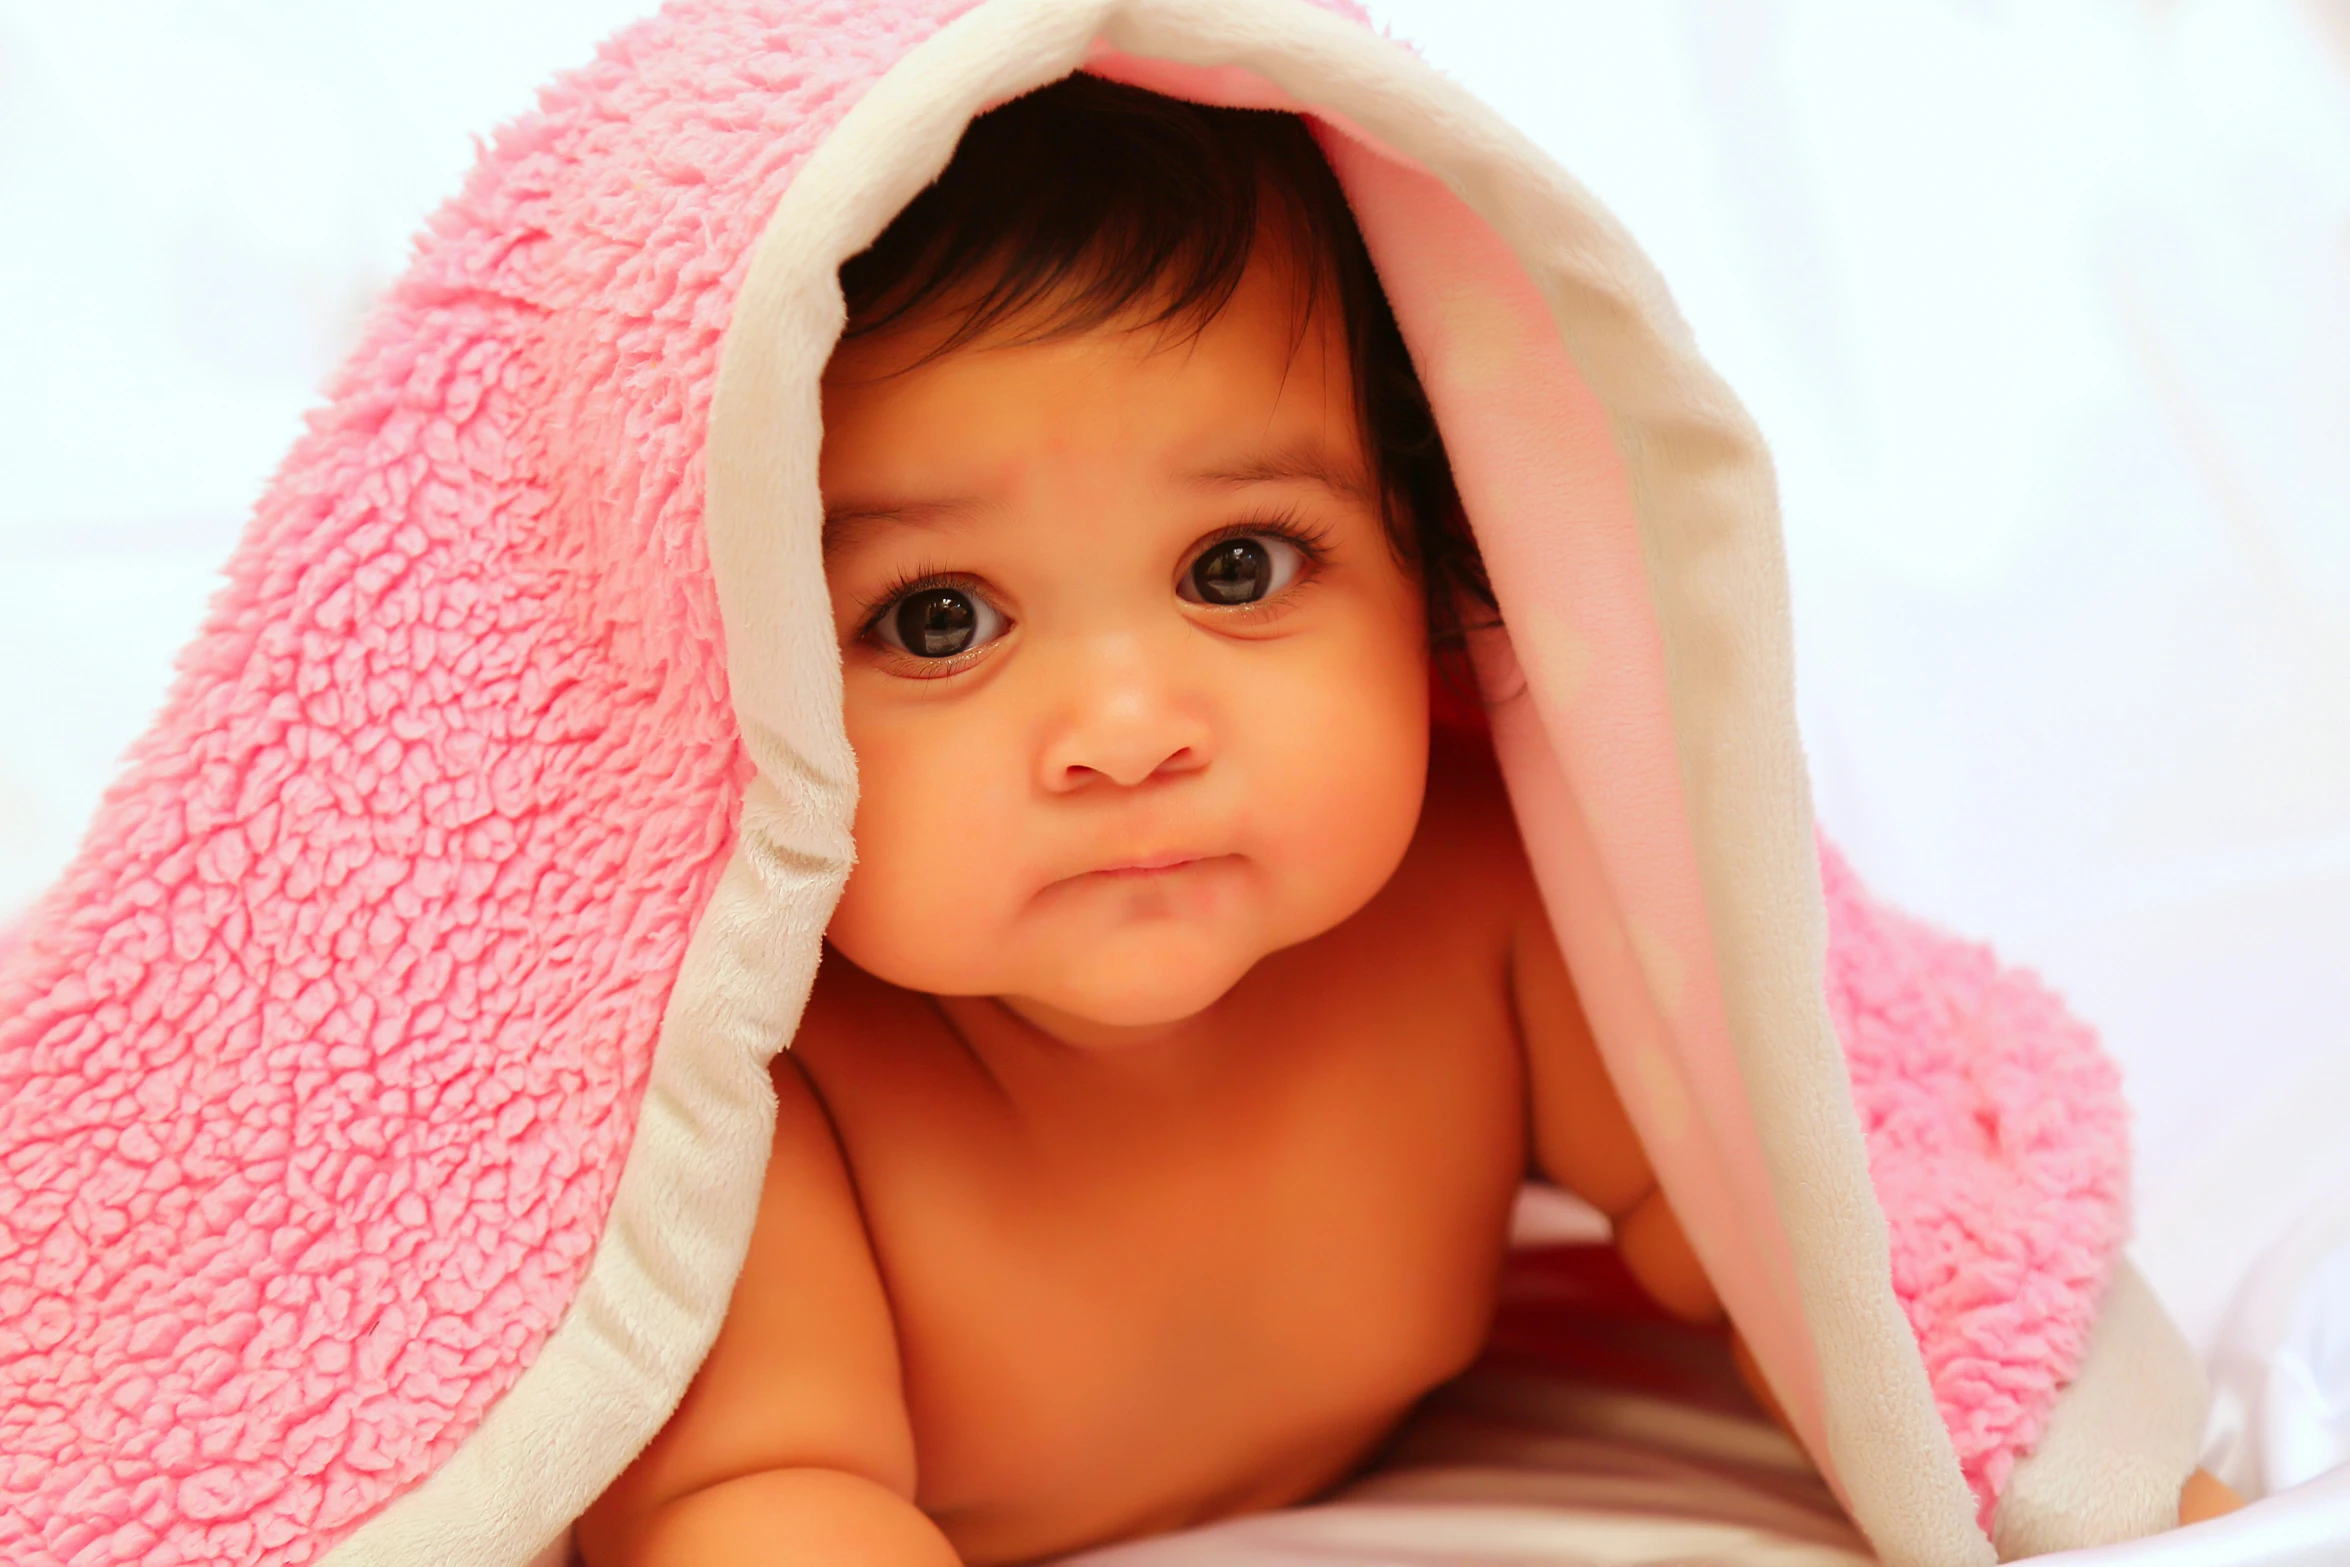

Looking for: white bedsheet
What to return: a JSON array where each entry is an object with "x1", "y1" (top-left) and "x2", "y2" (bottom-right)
[
  {"x1": 1064, "y1": 1320, "x2": 1872, "y2": 1567},
  {"x1": 1066, "y1": 1445, "x2": 2350, "y2": 1567},
  {"x1": 1060, "y1": 1229, "x2": 2350, "y2": 1567}
]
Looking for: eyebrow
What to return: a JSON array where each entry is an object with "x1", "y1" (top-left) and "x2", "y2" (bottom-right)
[
  {"x1": 820, "y1": 497, "x2": 984, "y2": 552},
  {"x1": 822, "y1": 441, "x2": 1374, "y2": 548},
  {"x1": 1184, "y1": 443, "x2": 1376, "y2": 504}
]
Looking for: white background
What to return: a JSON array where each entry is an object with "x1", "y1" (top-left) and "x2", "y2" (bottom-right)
[{"x1": 3, "y1": 0, "x2": 2345, "y2": 1376}]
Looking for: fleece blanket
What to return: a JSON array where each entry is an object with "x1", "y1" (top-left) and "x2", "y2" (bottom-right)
[{"x1": 0, "y1": 1, "x2": 2208, "y2": 1564}]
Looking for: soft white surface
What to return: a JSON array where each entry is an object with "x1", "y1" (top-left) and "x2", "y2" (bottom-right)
[
  {"x1": 3, "y1": 0, "x2": 2345, "y2": 1534},
  {"x1": 2265, "y1": 1235, "x2": 2350, "y2": 1495},
  {"x1": 2205, "y1": 1186, "x2": 2350, "y2": 1500}
]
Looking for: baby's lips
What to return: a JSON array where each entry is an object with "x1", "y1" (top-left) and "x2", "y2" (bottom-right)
[
  {"x1": 1093, "y1": 850, "x2": 1208, "y2": 877},
  {"x1": 1038, "y1": 848, "x2": 1241, "y2": 893}
]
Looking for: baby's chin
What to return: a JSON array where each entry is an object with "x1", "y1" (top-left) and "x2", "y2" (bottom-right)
[
  {"x1": 829, "y1": 907, "x2": 1275, "y2": 1037},
  {"x1": 996, "y1": 877, "x2": 1346, "y2": 1037},
  {"x1": 832, "y1": 854, "x2": 1386, "y2": 1043},
  {"x1": 1007, "y1": 943, "x2": 1261, "y2": 1037}
]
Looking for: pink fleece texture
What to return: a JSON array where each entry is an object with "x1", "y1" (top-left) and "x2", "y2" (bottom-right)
[
  {"x1": 0, "y1": 1, "x2": 2123, "y2": 1562},
  {"x1": 0, "y1": 3, "x2": 977, "y2": 1562},
  {"x1": 1826, "y1": 842, "x2": 2132, "y2": 1530}
]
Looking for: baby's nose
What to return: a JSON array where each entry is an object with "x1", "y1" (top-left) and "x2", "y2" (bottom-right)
[{"x1": 1037, "y1": 646, "x2": 1212, "y2": 792}]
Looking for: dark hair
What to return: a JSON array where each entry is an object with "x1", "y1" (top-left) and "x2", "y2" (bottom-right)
[{"x1": 837, "y1": 74, "x2": 1495, "y2": 652}]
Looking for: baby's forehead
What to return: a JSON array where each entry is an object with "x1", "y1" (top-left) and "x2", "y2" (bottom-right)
[
  {"x1": 822, "y1": 259, "x2": 1369, "y2": 514},
  {"x1": 821, "y1": 428, "x2": 1372, "y2": 541}
]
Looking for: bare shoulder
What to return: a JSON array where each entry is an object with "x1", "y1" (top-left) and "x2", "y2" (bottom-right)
[
  {"x1": 1406, "y1": 732, "x2": 1643, "y2": 1207},
  {"x1": 573, "y1": 1041, "x2": 916, "y2": 1565}
]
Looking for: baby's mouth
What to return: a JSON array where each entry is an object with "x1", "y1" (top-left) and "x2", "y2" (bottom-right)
[
  {"x1": 1037, "y1": 850, "x2": 1242, "y2": 898},
  {"x1": 1090, "y1": 851, "x2": 1207, "y2": 880}
]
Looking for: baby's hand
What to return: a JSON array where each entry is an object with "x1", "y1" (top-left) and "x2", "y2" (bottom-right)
[{"x1": 2178, "y1": 1468, "x2": 2245, "y2": 1527}]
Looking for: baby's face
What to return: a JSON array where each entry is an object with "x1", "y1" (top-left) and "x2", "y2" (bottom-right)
[{"x1": 817, "y1": 251, "x2": 1430, "y2": 1041}]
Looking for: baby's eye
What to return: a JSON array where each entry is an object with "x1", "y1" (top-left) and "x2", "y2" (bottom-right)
[
  {"x1": 870, "y1": 584, "x2": 1008, "y2": 660},
  {"x1": 1178, "y1": 534, "x2": 1309, "y2": 607}
]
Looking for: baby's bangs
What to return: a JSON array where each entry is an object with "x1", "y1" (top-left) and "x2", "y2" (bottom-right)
[{"x1": 837, "y1": 75, "x2": 1335, "y2": 357}]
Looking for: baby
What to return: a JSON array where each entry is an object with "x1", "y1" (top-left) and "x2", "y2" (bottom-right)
[{"x1": 576, "y1": 78, "x2": 2234, "y2": 1566}]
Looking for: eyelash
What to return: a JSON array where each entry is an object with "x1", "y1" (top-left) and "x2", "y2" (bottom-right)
[
  {"x1": 1193, "y1": 511, "x2": 1335, "y2": 579},
  {"x1": 851, "y1": 512, "x2": 1337, "y2": 649},
  {"x1": 855, "y1": 559, "x2": 972, "y2": 645}
]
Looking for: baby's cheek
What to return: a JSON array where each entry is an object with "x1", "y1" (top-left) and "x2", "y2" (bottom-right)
[
  {"x1": 829, "y1": 714, "x2": 1022, "y2": 993},
  {"x1": 1249, "y1": 647, "x2": 1428, "y2": 932}
]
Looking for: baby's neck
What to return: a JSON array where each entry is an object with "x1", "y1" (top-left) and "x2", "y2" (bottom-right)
[
  {"x1": 926, "y1": 994, "x2": 1236, "y2": 1105},
  {"x1": 984, "y1": 993, "x2": 1199, "y2": 1053}
]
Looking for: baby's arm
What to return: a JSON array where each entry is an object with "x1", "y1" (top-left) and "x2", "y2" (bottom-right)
[
  {"x1": 1510, "y1": 908, "x2": 1723, "y2": 1326},
  {"x1": 574, "y1": 1056, "x2": 957, "y2": 1567}
]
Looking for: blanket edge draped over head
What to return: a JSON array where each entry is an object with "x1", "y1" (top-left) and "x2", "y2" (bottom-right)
[{"x1": 0, "y1": 2, "x2": 2205, "y2": 1565}]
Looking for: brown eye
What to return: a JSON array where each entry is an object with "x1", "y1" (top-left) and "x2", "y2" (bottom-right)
[
  {"x1": 1179, "y1": 534, "x2": 1306, "y2": 607},
  {"x1": 872, "y1": 585, "x2": 1006, "y2": 660}
]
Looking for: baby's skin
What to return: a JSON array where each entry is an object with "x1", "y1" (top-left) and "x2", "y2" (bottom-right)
[{"x1": 576, "y1": 243, "x2": 2236, "y2": 1565}]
